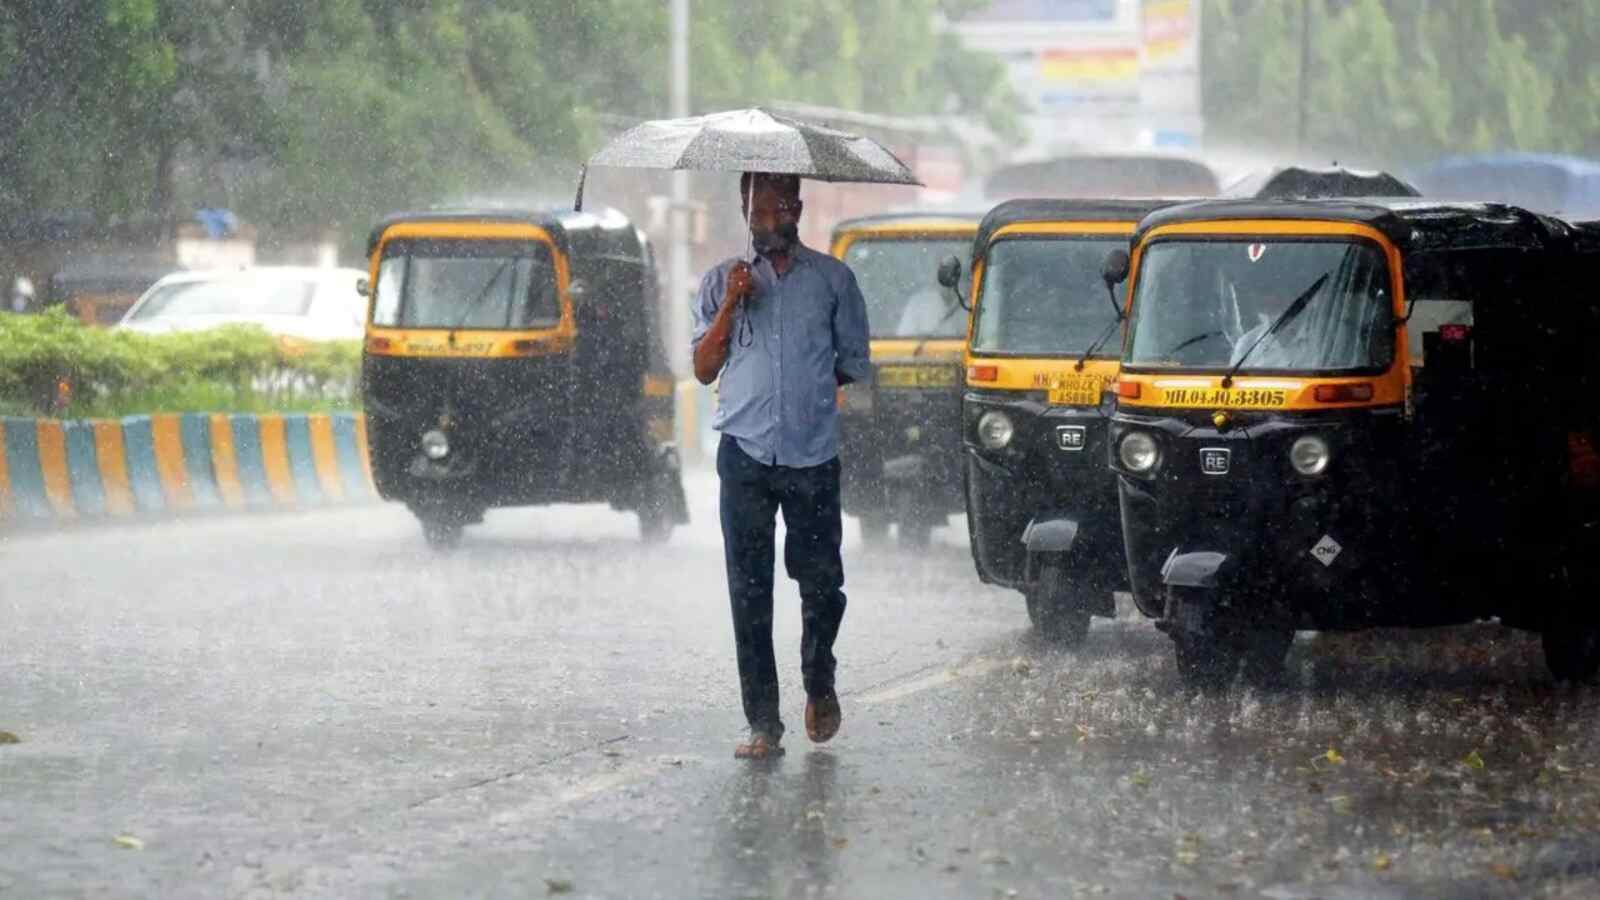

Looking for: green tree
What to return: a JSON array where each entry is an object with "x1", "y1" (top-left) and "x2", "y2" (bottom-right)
[{"x1": 1201, "y1": 0, "x2": 1584, "y2": 167}]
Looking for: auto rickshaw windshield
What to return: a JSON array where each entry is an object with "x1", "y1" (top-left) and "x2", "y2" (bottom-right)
[
  {"x1": 970, "y1": 237, "x2": 1124, "y2": 356},
  {"x1": 1124, "y1": 239, "x2": 1395, "y2": 372},
  {"x1": 373, "y1": 237, "x2": 559, "y2": 330},
  {"x1": 842, "y1": 237, "x2": 971, "y2": 338}
]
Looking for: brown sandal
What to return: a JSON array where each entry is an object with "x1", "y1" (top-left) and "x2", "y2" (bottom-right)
[
  {"x1": 805, "y1": 692, "x2": 841, "y2": 743},
  {"x1": 734, "y1": 733, "x2": 785, "y2": 759}
]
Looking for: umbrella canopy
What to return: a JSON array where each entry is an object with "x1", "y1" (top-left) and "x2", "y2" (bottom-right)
[
  {"x1": 1226, "y1": 165, "x2": 1422, "y2": 200},
  {"x1": 577, "y1": 107, "x2": 921, "y2": 209}
]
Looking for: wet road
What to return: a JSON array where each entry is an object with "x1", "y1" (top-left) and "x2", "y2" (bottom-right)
[{"x1": 3, "y1": 468, "x2": 1600, "y2": 899}]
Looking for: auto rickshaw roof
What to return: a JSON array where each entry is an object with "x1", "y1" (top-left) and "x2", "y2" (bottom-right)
[
  {"x1": 1133, "y1": 198, "x2": 1571, "y2": 253},
  {"x1": 829, "y1": 210, "x2": 985, "y2": 238},
  {"x1": 365, "y1": 206, "x2": 644, "y2": 261},
  {"x1": 974, "y1": 198, "x2": 1190, "y2": 252}
]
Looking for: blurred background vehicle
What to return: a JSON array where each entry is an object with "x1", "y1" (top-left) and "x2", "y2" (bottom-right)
[
  {"x1": 1413, "y1": 153, "x2": 1600, "y2": 221},
  {"x1": 116, "y1": 266, "x2": 368, "y2": 342}
]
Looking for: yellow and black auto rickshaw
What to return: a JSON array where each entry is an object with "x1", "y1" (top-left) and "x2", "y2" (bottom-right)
[
  {"x1": 362, "y1": 208, "x2": 688, "y2": 549},
  {"x1": 1106, "y1": 197, "x2": 1600, "y2": 685},
  {"x1": 829, "y1": 212, "x2": 981, "y2": 546},
  {"x1": 944, "y1": 199, "x2": 1179, "y2": 643}
]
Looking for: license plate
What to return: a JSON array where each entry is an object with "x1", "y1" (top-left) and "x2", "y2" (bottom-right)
[
  {"x1": 877, "y1": 365, "x2": 957, "y2": 389},
  {"x1": 1047, "y1": 373, "x2": 1107, "y2": 406}
]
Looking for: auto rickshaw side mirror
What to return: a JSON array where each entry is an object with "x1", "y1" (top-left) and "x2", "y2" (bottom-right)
[
  {"x1": 1101, "y1": 249, "x2": 1131, "y2": 288},
  {"x1": 1101, "y1": 249, "x2": 1131, "y2": 319},
  {"x1": 356, "y1": 278, "x2": 370, "y2": 298},
  {"x1": 936, "y1": 255, "x2": 970, "y2": 311},
  {"x1": 568, "y1": 278, "x2": 590, "y2": 302}
]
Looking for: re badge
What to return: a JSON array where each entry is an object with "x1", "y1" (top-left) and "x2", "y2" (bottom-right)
[{"x1": 1055, "y1": 425, "x2": 1087, "y2": 452}]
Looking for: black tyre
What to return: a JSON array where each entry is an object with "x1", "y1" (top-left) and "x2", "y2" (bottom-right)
[
  {"x1": 636, "y1": 469, "x2": 679, "y2": 544},
  {"x1": 1239, "y1": 628, "x2": 1295, "y2": 687},
  {"x1": 421, "y1": 517, "x2": 464, "y2": 551},
  {"x1": 1025, "y1": 559, "x2": 1091, "y2": 646},
  {"x1": 858, "y1": 513, "x2": 891, "y2": 548},
  {"x1": 898, "y1": 520, "x2": 933, "y2": 549},
  {"x1": 638, "y1": 506, "x2": 673, "y2": 544},
  {"x1": 1543, "y1": 623, "x2": 1600, "y2": 683}
]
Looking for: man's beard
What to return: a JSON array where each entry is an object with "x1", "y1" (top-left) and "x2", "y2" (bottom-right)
[{"x1": 751, "y1": 222, "x2": 799, "y2": 256}]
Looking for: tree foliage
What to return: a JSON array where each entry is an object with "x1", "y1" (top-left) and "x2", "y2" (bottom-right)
[
  {"x1": 0, "y1": 0, "x2": 1017, "y2": 232},
  {"x1": 1202, "y1": 0, "x2": 1600, "y2": 165}
]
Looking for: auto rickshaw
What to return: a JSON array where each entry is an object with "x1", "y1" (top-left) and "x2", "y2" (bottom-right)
[
  {"x1": 1105, "y1": 197, "x2": 1600, "y2": 685},
  {"x1": 945, "y1": 199, "x2": 1180, "y2": 644},
  {"x1": 829, "y1": 212, "x2": 982, "y2": 546},
  {"x1": 361, "y1": 207, "x2": 688, "y2": 549}
]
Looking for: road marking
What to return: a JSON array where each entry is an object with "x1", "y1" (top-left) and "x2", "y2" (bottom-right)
[{"x1": 853, "y1": 655, "x2": 1007, "y2": 707}]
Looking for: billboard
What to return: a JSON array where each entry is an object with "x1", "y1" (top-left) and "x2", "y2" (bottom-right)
[
  {"x1": 948, "y1": 0, "x2": 1203, "y2": 153},
  {"x1": 980, "y1": 0, "x2": 1117, "y2": 21}
]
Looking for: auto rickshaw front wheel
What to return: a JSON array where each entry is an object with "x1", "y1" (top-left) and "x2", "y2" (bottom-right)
[
  {"x1": 421, "y1": 518, "x2": 464, "y2": 551},
  {"x1": 638, "y1": 505, "x2": 673, "y2": 544},
  {"x1": 1166, "y1": 588, "x2": 1293, "y2": 689},
  {"x1": 1025, "y1": 559, "x2": 1091, "y2": 646},
  {"x1": 898, "y1": 520, "x2": 933, "y2": 549},
  {"x1": 857, "y1": 513, "x2": 890, "y2": 548}
]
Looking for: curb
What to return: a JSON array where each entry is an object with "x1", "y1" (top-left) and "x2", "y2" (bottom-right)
[
  {"x1": 0, "y1": 412, "x2": 375, "y2": 526},
  {"x1": 1, "y1": 382, "x2": 709, "y2": 528}
]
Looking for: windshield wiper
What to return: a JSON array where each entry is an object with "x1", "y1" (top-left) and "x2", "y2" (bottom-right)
[
  {"x1": 910, "y1": 300, "x2": 964, "y2": 357},
  {"x1": 449, "y1": 258, "x2": 516, "y2": 339},
  {"x1": 1221, "y1": 272, "x2": 1329, "y2": 387},
  {"x1": 1074, "y1": 318, "x2": 1122, "y2": 372}
]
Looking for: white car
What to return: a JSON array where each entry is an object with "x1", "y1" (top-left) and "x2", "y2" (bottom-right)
[{"x1": 117, "y1": 266, "x2": 369, "y2": 342}]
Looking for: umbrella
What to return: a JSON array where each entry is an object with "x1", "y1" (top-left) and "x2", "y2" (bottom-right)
[
  {"x1": 1226, "y1": 165, "x2": 1422, "y2": 200},
  {"x1": 575, "y1": 107, "x2": 921, "y2": 210}
]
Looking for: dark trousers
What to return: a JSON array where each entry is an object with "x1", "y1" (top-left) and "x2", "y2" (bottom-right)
[{"x1": 717, "y1": 435, "x2": 847, "y2": 739}]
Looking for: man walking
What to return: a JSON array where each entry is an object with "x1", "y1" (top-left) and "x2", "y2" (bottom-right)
[{"x1": 692, "y1": 172, "x2": 871, "y2": 760}]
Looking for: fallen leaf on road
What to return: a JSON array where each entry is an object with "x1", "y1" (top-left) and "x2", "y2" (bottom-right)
[
  {"x1": 831, "y1": 838, "x2": 848, "y2": 850},
  {"x1": 1374, "y1": 853, "x2": 1393, "y2": 871},
  {"x1": 544, "y1": 878, "x2": 574, "y2": 894},
  {"x1": 1489, "y1": 863, "x2": 1517, "y2": 880},
  {"x1": 1328, "y1": 795, "x2": 1353, "y2": 815},
  {"x1": 0, "y1": 731, "x2": 19, "y2": 745},
  {"x1": 1463, "y1": 750, "x2": 1486, "y2": 770},
  {"x1": 1175, "y1": 849, "x2": 1199, "y2": 865},
  {"x1": 113, "y1": 835, "x2": 144, "y2": 850},
  {"x1": 1131, "y1": 770, "x2": 1152, "y2": 788},
  {"x1": 1323, "y1": 748, "x2": 1346, "y2": 766}
]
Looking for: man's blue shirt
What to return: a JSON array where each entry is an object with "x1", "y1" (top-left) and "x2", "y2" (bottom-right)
[{"x1": 691, "y1": 244, "x2": 871, "y2": 468}]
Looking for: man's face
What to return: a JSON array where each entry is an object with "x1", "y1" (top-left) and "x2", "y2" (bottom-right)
[{"x1": 745, "y1": 183, "x2": 802, "y2": 256}]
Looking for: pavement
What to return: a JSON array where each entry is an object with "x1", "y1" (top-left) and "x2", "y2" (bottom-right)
[{"x1": 3, "y1": 467, "x2": 1599, "y2": 899}]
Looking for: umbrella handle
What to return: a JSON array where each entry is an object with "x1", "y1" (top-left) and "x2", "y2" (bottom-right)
[{"x1": 573, "y1": 164, "x2": 588, "y2": 212}]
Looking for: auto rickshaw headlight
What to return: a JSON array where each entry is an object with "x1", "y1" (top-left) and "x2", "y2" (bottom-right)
[
  {"x1": 421, "y1": 429, "x2": 450, "y2": 460},
  {"x1": 1118, "y1": 431, "x2": 1160, "y2": 473},
  {"x1": 976, "y1": 411, "x2": 1014, "y2": 450},
  {"x1": 1290, "y1": 435, "x2": 1331, "y2": 476}
]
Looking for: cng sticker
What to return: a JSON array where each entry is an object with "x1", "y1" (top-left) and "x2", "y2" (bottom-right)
[{"x1": 1310, "y1": 534, "x2": 1343, "y2": 567}]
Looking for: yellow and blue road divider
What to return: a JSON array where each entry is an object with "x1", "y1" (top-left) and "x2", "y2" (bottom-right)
[
  {"x1": 0, "y1": 412, "x2": 375, "y2": 526},
  {"x1": 1, "y1": 383, "x2": 709, "y2": 527}
]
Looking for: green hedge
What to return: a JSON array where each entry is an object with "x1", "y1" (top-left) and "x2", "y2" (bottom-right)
[{"x1": 0, "y1": 309, "x2": 361, "y2": 418}]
